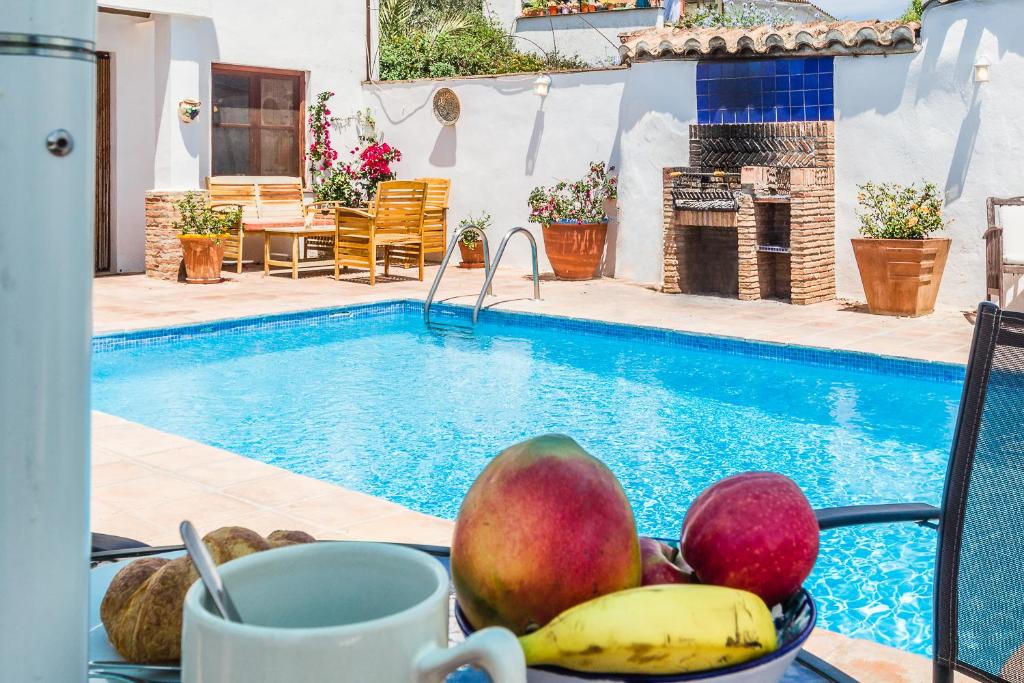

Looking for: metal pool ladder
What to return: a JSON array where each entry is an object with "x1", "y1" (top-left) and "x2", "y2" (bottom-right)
[
  {"x1": 471, "y1": 227, "x2": 541, "y2": 325},
  {"x1": 424, "y1": 225, "x2": 493, "y2": 327},
  {"x1": 423, "y1": 226, "x2": 541, "y2": 327}
]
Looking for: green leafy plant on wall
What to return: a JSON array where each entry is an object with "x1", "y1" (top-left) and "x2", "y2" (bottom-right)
[
  {"x1": 379, "y1": 0, "x2": 585, "y2": 80},
  {"x1": 856, "y1": 181, "x2": 948, "y2": 240},
  {"x1": 900, "y1": 0, "x2": 924, "y2": 22}
]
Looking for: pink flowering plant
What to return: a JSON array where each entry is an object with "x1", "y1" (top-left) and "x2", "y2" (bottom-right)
[
  {"x1": 306, "y1": 91, "x2": 402, "y2": 205},
  {"x1": 307, "y1": 91, "x2": 338, "y2": 182},
  {"x1": 528, "y1": 162, "x2": 618, "y2": 225}
]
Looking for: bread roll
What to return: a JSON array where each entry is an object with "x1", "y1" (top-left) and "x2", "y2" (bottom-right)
[{"x1": 100, "y1": 526, "x2": 314, "y2": 662}]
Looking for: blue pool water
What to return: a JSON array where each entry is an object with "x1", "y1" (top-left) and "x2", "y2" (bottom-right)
[{"x1": 92, "y1": 302, "x2": 964, "y2": 656}]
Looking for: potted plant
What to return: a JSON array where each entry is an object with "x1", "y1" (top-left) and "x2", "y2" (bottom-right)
[
  {"x1": 547, "y1": 1, "x2": 558, "y2": 14},
  {"x1": 523, "y1": 0, "x2": 545, "y2": 15},
  {"x1": 528, "y1": 161, "x2": 618, "y2": 281},
  {"x1": 852, "y1": 180, "x2": 951, "y2": 316},
  {"x1": 174, "y1": 191, "x2": 240, "y2": 284},
  {"x1": 457, "y1": 213, "x2": 491, "y2": 269}
]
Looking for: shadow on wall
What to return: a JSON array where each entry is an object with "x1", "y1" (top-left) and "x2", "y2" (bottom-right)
[
  {"x1": 525, "y1": 108, "x2": 545, "y2": 175},
  {"x1": 606, "y1": 61, "x2": 695, "y2": 279},
  {"x1": 430, "y1": 125, "x2": 456, "y2": 167},
  {"x1": 945, "y1": 85, "x2": 981, "y2": 203},
  {"x1": 184, "y1": 17, "x2": 218, "y2": 182}
]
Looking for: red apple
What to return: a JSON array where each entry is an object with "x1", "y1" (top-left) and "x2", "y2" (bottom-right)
[
  {"x1": 680, "y1": 472, "x2": 819, "y2": 607},
  {"x1": 639, "y1": 536, "x2": 691, "y2": 586}
]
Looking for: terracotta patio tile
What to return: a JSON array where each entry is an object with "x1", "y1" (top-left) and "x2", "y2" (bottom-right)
[
  {"x1": 280, "y1": 488, "x2": 409, "y2": 528},
  {"x1": 91, "y1": 446, "x2": 124, "y2": 465},
  {"x1": 91, "y1": 461, "x2": 155, "y2": 487},
  {"x1": 91, "y1": 509, "x2": 165, "y2": 545},
  {"x1": 340, "y1": 511, "x2": 455, "y2": 546},
  {"x1": 93, "y1": 423, "x2": 198, "y2": 456},
  {"x1": 134, "y1": 443, "x2": 238, "y2": 472},
  {"x1": 176, "y1": 456, "x2": 283, "y2": 487},
  {"x1": 223, "y1": 472, "x2": 345, "y2": 507},
  {"x1": 131, "y1": 491, "x2": 266, "y2": 533},
  {"x1": 93, "y1": 474, "x2": 211, "y2": 510}
]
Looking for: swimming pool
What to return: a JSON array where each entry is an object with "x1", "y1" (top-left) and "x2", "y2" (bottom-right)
[{"x1": 92, "y1": 301, "x2": 964, "y2": 656}]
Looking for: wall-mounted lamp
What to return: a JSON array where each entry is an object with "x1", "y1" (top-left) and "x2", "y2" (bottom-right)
[
  {"x1": 974, "y1": 56, "x2": 991, "y2": 84},
  {"x1": 534, "y1": 74, "x2": 552, "y2": 97}
]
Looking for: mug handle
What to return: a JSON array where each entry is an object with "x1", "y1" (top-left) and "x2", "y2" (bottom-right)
[{"x1": 415, "y1": 626, "x2": 527, "y2": 683}]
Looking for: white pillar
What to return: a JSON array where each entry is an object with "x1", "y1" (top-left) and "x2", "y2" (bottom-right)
[
  {"x1": 1, "y1": 1, "x2": 95, "y2": 682},
  {"x1": 153, "y1": 14, "x2": 208, "y2": 190}
]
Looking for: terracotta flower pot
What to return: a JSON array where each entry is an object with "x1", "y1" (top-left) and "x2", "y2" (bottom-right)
[
  {"x1": 541, "y1": 222, "x2": 607, "y2": 281},
  {"x1": 851, "y1": 238, "x2": 951, "y2": 316},
  {"x1": 458, "y1": 240, "x2": 486, "y2": 269},
  {"x1": 548, "y1": 4, "x2": 557, "y2": 13},
  {"x1": 179, "y1": 234, "x2": 227, "y2": 284}
]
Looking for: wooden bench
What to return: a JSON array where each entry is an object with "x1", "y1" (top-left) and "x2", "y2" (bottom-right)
[{"x1": 207, "y1": 176, "x2": 331, "y2": 273}]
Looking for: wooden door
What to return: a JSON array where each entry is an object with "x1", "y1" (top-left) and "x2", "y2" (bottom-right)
[{"x1": 95, "y1": 52, "x2": 111, "y2": 273}]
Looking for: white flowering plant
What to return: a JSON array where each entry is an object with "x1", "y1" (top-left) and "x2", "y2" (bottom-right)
[
  {"x1": 679, "y1": 1, "x2": 795, "y2": 29},
  {"x1": 856, "y1": 181, "x2": 948, "y2": 240}
]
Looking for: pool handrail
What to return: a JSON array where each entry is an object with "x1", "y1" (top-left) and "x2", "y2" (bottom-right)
[
  {"x1": 472, "y1": 227, "x2": 540, "y2": 325},
  {"x1": 424, "y1": 226, "x2": 492, "y2": 326}
]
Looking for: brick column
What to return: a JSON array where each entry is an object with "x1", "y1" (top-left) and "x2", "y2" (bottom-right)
[
  {"x1": 662, "y1": 168, "x2": 683, "y2": 293},
  {"x1": 789, "y1": 167, "x2": 836, "y2": 305},
  {"x1": 145, "y1": 190, "x2": 199, "y2": 281},
  {"x1": 735, "y1": 193, "x2": 759, "y2": 301}
]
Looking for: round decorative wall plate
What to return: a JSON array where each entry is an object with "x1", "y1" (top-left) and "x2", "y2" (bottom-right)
[{"x1": 433, "y1": 87, "x2": 460, "y2": 126}]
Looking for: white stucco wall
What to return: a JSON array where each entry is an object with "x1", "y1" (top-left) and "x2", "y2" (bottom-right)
[
  {"x1": 97, "y1": 12, "x2": 156, "y2": 273},
  {"x1": 95, "y1": 0, "x2": 369, "y2": 270},
  {"x1": 364, "y1": 63, "x2": 696, "y2": 277},
  {"x1": 835, "y1": 0, "x2": 1024, "y2": 309},
  {"x1": 514, "y1": 9, "x2": 663, "y2": 66}
]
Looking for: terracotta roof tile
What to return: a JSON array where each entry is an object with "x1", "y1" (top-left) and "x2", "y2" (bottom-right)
[{"x1": 619, "y1": 20, "x2": 921, "y2": 62}]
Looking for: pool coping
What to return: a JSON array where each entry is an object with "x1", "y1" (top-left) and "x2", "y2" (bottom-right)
[
  {"x1": 93, "y1": 299, "x2": 966, "y2": 383},
  {"x1": 93, "y1": 299, "x2": 967, "y2": 382},
  {"x1": 92, "y1": 299, "x2": 962, "y2": 382}
]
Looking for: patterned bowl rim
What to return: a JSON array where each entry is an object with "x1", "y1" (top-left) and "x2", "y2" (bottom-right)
[{"x1": 454, "y1": 588, "x2": 816, "y2": 682}]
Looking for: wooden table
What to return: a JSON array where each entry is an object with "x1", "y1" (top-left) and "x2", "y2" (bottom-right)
[{"x1": 262, "y1": 225, "x2": 336, "y2": 279}]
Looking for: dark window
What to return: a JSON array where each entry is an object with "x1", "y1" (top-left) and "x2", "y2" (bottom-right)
[
  {"x1": 697, "y1": 58, "x2": 834, "y2": 125},
  {"x1": 211, "y1": 65, "x2": 304, "y2": 177}
]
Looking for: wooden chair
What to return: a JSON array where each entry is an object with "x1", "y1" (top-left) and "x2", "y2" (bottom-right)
[
  {"x1": 384, "y1": 178, "x2": 450, "y2": 268},
  {"x1": 985, "y1": 196, "x2": 1024, "y2": 307},
  {"x1": 334, "y1": 180, "x2": 428, "y2": 285},
  {"x1": 207, "y1": 176, "x2": 324, "y2": 273}
]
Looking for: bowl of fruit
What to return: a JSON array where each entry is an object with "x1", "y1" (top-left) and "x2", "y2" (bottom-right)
[{"x1": 450, "y1": 435, "x2": 822, "y2": 683}]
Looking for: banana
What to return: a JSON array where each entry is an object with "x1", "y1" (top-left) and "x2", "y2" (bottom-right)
[{"x1": 517, "y1": 584, "x2": 777, "y2": 675}]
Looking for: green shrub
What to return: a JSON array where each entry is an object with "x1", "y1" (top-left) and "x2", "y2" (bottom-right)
[
  {"x1": 174, "y1": 192, "x2": 240, "y2": 237},
  {"x1": 900, "y1": 0, "x2": 924, "y2": 22},
  {"x1": 856, "y1": 181, "x2": 947, "y2": 240},
  {"x1": 380, "y1": 11, "x2": 585, "y2": 81}
]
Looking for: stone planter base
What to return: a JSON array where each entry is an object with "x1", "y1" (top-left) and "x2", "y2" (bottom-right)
[
  {"x1": 852, "y1": 238, "x2": 951, "y2": 316},
  {"x1": 542, "y1": 222, "x2": 607, "y2": 281},
  {"x1": 180, "y1": 235, "x2": 226, "y2": 284}
]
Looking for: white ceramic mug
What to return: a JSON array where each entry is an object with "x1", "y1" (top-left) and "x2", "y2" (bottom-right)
[{"x1": 181, "y1": 542, "x2": 526, "y2": 683}]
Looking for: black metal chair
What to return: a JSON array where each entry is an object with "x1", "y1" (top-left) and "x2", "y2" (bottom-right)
[{"x1": 800, "y1": 301, "x2": 1024, "y2": 683}]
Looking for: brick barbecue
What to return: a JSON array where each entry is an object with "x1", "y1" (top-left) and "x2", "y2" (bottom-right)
[{"x1": 662, "y1": 122, "x2": 836, "y2": 305}]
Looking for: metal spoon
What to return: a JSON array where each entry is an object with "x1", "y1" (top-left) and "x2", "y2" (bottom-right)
[{"x1": 179, "y1": 520, "x2": 244, "y2": 623}]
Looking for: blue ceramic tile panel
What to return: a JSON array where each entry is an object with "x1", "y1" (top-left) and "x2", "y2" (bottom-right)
[{"x1": 696, "y1": 57, "x2": 835, "y2": 124}]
